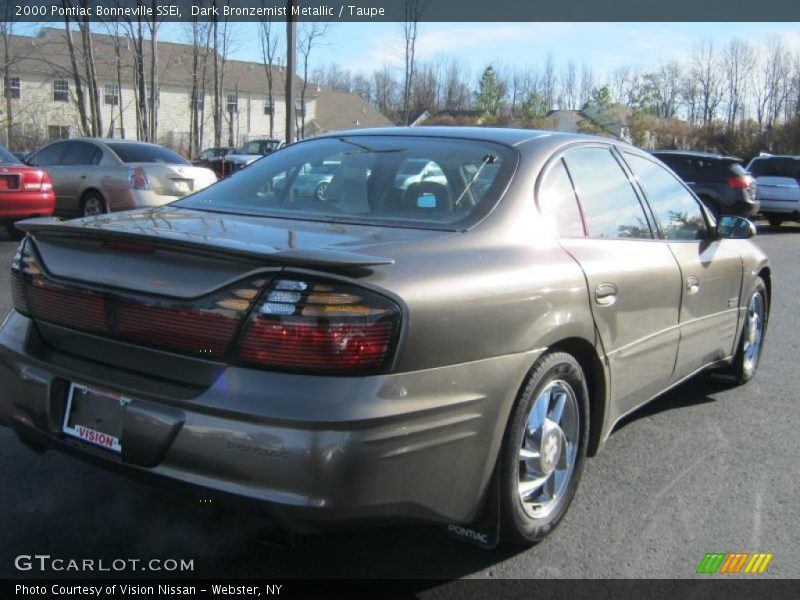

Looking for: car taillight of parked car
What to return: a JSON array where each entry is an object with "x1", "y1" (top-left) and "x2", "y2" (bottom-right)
[
  {"x1": 238, "y1": 278, "x2": 401, "y2": 374},
  {"x1": 128, "y1": 166, "x2": 151, "y2": 190},
  {"x1": 21, "y1": 169, "x2": 52, "y2": 192},
  {"x1": 727, "y1": 176, "x2": 752, "y2": 190}
]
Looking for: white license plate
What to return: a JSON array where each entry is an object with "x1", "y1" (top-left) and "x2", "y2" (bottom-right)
[
  {"x1": 173, "y1": 180, "x2": 191, "y2": 192},
  {"x1": 62, "y1": 383, "x2": 130, "y2": 453}
]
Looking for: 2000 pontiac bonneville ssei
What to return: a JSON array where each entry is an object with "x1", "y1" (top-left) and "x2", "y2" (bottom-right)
[{"x1": 0, "y1": 128, "x2": 769, "y2": 546}]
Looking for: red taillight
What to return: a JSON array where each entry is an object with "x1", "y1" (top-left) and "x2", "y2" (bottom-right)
[
  {"x1": 238, "y1": 278, "x2": 400, "y2": 374},
  {"x1": 20, "y1": 169, "x2": 51, "y2": 191},
  {"x1": 11, "y1": 239, "x2": 265, "y2": 358},
  {"x1": 728, "y1": 176, "x2": 750, "y2": 190}
]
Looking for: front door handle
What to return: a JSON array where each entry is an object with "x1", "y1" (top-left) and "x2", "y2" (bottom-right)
[
  {"x1": 686, "y1": 276, "x2": 700, "y2": 295},
  {"x1": 595, "y1": 283, "x2": 618, "y2": 306}
]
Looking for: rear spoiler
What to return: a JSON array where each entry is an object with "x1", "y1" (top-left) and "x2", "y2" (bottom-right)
[{"x1": 15, "y1": 217, "x2": 395, "y2": 269}]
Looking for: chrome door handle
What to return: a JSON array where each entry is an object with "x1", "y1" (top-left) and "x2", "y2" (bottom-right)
[
  {"x1": 595, "y1": 283, "x2": 618, "y2": 306},
  {"x1": 686, "y1": 276, "x2": 700, "y2": 295}
]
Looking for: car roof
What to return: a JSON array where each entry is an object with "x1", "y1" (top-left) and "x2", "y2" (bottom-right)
[
  {"x1": 652, "y1": 150, "x2": 743, "y2": 163},
  {"x1": 315, "y1": 126, "x2": 620, "y2": 149},
  {"x1": 749, "y1": 154, "x2": 800, "y2": 160}
]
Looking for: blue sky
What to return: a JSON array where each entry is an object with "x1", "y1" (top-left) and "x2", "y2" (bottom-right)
[
  {"x1": 16, "y1": 21, "x2": 800, "y2": 80},
  {"x1": 207, "y1": 21, "x2": 800, "y2": 78}
]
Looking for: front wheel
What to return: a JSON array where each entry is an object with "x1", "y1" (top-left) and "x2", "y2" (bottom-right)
[
  {"x1": 498, "y1": 352, "x2": 589, "y2": 545},
  {"x1": 730, "y1": 277, "x2": 767, "y2": 384}
]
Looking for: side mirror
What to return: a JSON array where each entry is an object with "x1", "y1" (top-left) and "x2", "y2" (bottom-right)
[{"x1": 717, "y1": 215, "x2": 756, "y2": 239}]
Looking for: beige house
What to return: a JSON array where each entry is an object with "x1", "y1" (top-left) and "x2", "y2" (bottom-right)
[{"x1": 0, "y1": 27, "x2": 389, "y2": 153}]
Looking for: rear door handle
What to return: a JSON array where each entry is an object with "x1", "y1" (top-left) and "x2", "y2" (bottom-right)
[
  {"x1": 595, "y1": 283, "x2": 618, "y2": 306},
  {"x1": 686, "y1": 276, "x2": 700, "y2": 295}
]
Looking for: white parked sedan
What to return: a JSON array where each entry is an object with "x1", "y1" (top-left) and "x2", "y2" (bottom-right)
[{"x1": 25, "y1": 139, "x2": 218, "y2": 217}]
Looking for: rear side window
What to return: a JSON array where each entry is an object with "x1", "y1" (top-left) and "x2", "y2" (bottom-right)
[
  {"x1": 563, "y1": 147, "x2": 652, "y2": 239},
  {"x1": 30, "y1": 142, "x2": 68, "y2": 166},
  {"x1": 625, "y1": 153, "x2": 707, "y2": 241},
  {"x1": 748, "y1": 157, "x2": 800, "y2": 179},
  {"x1": 538, "y1": 159, "x2": 585, "y2": 237},
  {"x1": 105, "y1": 143, "x2": 188, "y2": 165},
  {"x1": 62, "y1": 142, "x2": 101, "y2": 166}
]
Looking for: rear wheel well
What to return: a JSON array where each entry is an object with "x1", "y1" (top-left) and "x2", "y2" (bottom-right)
[
  {"x1": 81, "y1": 188, "x2": 106, "y2": 204},
  {"x1": 547, "y1": 337, "x2": 606, "y2": 457},
  {"x1": 758, "y1": 266, "x2": 772, "y2": 316}
]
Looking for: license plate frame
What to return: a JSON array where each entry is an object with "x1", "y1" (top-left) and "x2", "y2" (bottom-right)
[{"x1": 62, "y1": 383, "x2": 131, "y2": 454}]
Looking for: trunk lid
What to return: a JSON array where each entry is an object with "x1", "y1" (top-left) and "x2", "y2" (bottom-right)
[
  {"x1": 128, "y1": 163, "x2": 217, "y2": 197},
  {"x1": 16, "y1": 206, "x2": 448, "y2": 297}
]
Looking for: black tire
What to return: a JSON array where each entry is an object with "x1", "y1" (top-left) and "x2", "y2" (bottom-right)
[
  {"x1": 767, "y1": 217, "x2": 783, "y2": 229},
  {"x1": 5, "y1": 223, "x2": 24, "y2": 240},
  {"x1": 81, "y1": 192, "x2": 107, "y2": 217},
  {"x1": 730, "y1": 276, "x2": 768, "y2": 385},
  {"x1": 498, "y1": 352, "x2": 589, "y2": 546}
]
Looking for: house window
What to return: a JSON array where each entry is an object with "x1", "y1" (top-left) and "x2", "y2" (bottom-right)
[
  {"x1": 53, "y1": 79, "x2": 69, "y2": 102},
  {"x1": 191, "y1": 94, "x2": 204, "y2": 112},
  {"x1": 4, "y1": 76, "x2": 20, "y2": 99},
  {"x1": 104, "y1": 83, "x2": 119, "y2": 106},
  {"x1": 226, "y1": 93, "x2": 238, "y2": 114},
  {"x1": 294, "y1": 101, "x2": 305, "y2": 117},
  {"x1": 47, "y1": 125, "x2": 70, "y2": 141},
  {"x1": 263, "y1": 99, "x2": 273, "y2": 116}
]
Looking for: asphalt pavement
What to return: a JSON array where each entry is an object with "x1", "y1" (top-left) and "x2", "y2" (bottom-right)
[{"x1": 0, "y1": 224, "x2": 798, "y2": 581}]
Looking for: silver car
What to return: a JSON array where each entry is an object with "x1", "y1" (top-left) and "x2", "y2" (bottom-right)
[
  {"x1": 1, "y1": 128, "x2": 769, "y2": 547},
  {"x1": 746, "y1": 153, "x2": 800, "y2": 228},
  {"x1": 25, "y1": 139, "x2": 217, "y2": 217}
]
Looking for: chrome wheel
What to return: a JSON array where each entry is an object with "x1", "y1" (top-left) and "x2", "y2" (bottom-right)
[
  {"x1": 314, "y1": 182, "x2": 328, "y2": 201},
  {"x1": 517, "y1": 379, "x2": 580, "y2": 519},
  {"x1": 742, "y1": 291, "x2": 765, "y2": 378},
  {"x1": 82, "y1": 195, "x2": 105, "y2": 217}
]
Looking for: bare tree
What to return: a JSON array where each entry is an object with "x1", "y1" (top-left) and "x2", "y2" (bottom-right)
[
  {"x1": 78, "y1": 11, "x2": 102, "y2": 136},
  {"x1": 723, "y1": 38, "x2": 754, "y2": 129},
  {"x1": 542, "y1": 53, "x2": 556, "y2": 112},
  {"x1": 579, "y1": 63, "x2": 594, "y2": 108},
  {"x1": 561, "y1": 60, "x2": 577, "y2": 109},
  {"x1": 296, "y1": 22, "x2": 329, "y2": 139},
  {"x1": 0, "y1": 13, "x2": 16, "y2": 147},
  {"x1": 401, "y1": 0, "x2": 425, "y2": 124},
  {"x1": 373, "y1": 65, "x2": 398, "y2": 116},
  {"x1": 258, "y1": 8, "x2": 282, "y2": 139},
  {"x1": 690, "y1": 39, "x2": 723, "y2": 125}
]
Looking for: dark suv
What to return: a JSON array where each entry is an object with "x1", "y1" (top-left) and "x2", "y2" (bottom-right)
[{"x1": 651, "y1": 151, "x2": 758, "y2": 218}]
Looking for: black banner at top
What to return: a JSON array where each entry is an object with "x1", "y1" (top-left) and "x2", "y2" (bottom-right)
[{"x1": 2, "y1": 0, "x2": 800, "y2": 23}]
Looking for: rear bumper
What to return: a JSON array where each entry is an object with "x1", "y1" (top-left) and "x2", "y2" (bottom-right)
[
  {"x1": 757, "y1": 196, "x2": 800, "y2": 216},
  {"x1": 0, "y1": 191, "x2": 56, "y2": 221},
  {"x1": 0, "y1": 311, "x2": 536, "y2": 532}
]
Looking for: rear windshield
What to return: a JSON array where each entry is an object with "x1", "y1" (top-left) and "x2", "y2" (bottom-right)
[
  {"x1": 748, "y1": 157, "x2": 800, "y2": 178},
  {"x1": 106, "y1": 143, "x2": 189, "y2": 165},
  {"x1": 176, "y1": 135, "x2": 516, "y2": 230},
  {"x1": 0, "y1": 146, "x2": 21, "y2": 164}
]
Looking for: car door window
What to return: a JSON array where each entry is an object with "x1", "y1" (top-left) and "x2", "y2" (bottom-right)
[
  {"x1": 563, "y1": 147, "x2": 652, "y2": 239},
  {"x1": 537, "y1": 159, "x2": 585, "y2": 237},
  {"x1": 29, "y1": 142, "x2": 68, "y2": 166},
  {"x1": 62, "y1": 142, "x2": 101, "y2": 166},
  {"x1": 624, "y1": 152, "x2": 708, "y2": 241}
]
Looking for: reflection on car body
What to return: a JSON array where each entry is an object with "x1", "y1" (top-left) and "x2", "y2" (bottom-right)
[{"x1": 0, "y1": 127, "x2": 770, "y2": 547}]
